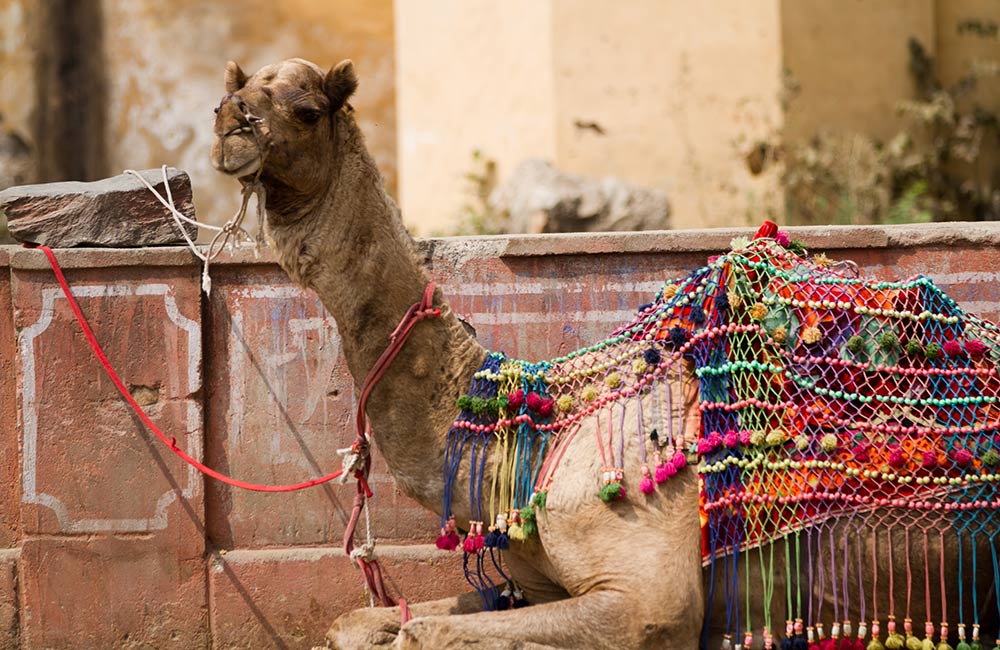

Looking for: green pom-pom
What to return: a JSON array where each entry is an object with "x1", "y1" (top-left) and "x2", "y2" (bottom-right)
[
  {"x1": 906, "y1": 339, "x2": 923, "y2": 355},
  {"x1": 470, "y1": 397, "x2": 488, "y2": 414},
  {"x1": 456, "y1": 395, "x2": 473, "y2": 410},
  {"x1": 848, "y1": 335, "x2": 865, "y2": 353},
  {"x1": 924, "y1": 342, "x2": 941, "y2": 359},
  {"x1": 486, "y1": 397, "x2": 500, "y2": 414},
  {"x1": 496, "y1": 395, "x2": 510, "y2": 410},
  {"x1": 969, "y1": 643, "x2": 981, "y2": 650},
  {"x1": 878, "y1": 332, "x2": 899, "y2": 349},
  {"x1": 905, "y1": 635, "x2": 923, "y2": 650},
  {"x1": 869, "y1": 640, "x2": 886, "y2": 650},
  {"x1": 599, "y1": 482, "x2": 623, "y2": 503},
  {"x1": 938, "y1": 642, "x2": 954, "y2": 650},
  {"x1": 531, "y1": 491, "x2": 546, "y2": 510},
  {"x1": 955, "y1": 642, "x2": 970, "y2": 650},
  {"x1": 983, "y1": 449, "x2": 1000, "y2": 466},
  {"x1": 788, "y1": 241, "x2": 808, "y2": 256},
  {"x1": 519, "y1": 505, "x2": 537, "y2": 537},
  {"x1": 886, "y1": 633, "x2": 906, "y2": 649}
]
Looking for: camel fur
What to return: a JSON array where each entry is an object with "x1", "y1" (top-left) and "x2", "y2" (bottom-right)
[{"x1": 212, "y1": 59, "x2": 998, "y2": 650}]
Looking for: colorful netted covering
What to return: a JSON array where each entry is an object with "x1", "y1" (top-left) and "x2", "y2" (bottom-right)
[{"x1": 438, "y1": 222, "x2": 1000, "y2": 647}]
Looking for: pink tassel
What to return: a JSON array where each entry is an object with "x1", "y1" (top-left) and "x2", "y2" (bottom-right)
[
  {"x1": 473, "y1": 521, "x2": 485, "y2": 551},
  {"x1": 639, "y1": 464, "x2": 655, "y2": 494}
]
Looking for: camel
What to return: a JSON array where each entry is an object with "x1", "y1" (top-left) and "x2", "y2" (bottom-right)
[{"x1": 211, "y1": 59, "x2": 999, "y2": 650}]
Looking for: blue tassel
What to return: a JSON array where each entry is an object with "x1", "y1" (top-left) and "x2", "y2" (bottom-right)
[
  {"x1": 670, "y1": 326, "x2": 687, "y2": 347},
  {"x1": 643, "y1": 347, "x2": 661, "y2": 365}
]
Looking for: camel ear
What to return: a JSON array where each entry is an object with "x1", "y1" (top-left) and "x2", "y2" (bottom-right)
[
  {"x1": 225, "y1": 61, "x2": 247, "y2": 94},
  {"x1": 325, "y1": 60, "x2": 358, "y2": 111}
]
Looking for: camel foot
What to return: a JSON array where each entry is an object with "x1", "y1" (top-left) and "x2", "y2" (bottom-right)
[
  {"x1": 393, "y1": 617, "x2": 558, "y2": 650},
  {"x1": 326, "y1": 606, "x2": 401, "y2": 650}
]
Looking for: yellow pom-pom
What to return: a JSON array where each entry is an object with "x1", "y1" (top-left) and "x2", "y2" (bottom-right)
[
  {"x1": 632, "y1": 358, "x2": 648, "y2": 375},
  {"x1": 906, "y1": 635, "x2": 924, "y2": 650},
  {"x1": 820, "y1": 433, "x2": 839, "y2": 453},
  {"x1": 557, "y1": 395, "x2": 573, "y2": 412},
  {"x1": 605, "y1": 372, "x2": 622, "y2": 389},
  {"x1": 772, "y1": 325, "x2": 788, "y2": 344},
  {"x1": 803, "y1": 326, "x2": 822, "y2": 344},
  {"x1": 750, "y1": 303, "x2": 768, "y2": 320},
  {"x1": 766, "y1": 429, "x2": 786, "y2": 446},
  {"x1": 813, "y1": 252, "x2": 833, "y2": 267},
  {"x1": 508, "y1": 523, "x2": 525, "y2": 541},
  {"x1": 795, "y1": 435, "x2": 809, "y2": 451},
  {"x1": 581, "y1": 385, "x2": 598, "y2": 402},
  {"x1": 663, "y1": 284, "x2": 678, "y2": 299},
  {"x1": 885, "y1": 633, "x2": 905, "y2": 649},
  {"x1": 749, "y1": 430, "x2": 766, "y2": 447},
  {"x1": 727, "y1": 291, "x2": 742, "y2": 309}
]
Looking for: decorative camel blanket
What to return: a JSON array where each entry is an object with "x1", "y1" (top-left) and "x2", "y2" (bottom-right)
[{"x1": 437, "y1": 222, "x2": 999, "y2": 649}]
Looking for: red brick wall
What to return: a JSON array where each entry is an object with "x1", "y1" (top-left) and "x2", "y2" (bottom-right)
[{"x1": 1, "y1": 223, "x2": 999, "y2": 649}]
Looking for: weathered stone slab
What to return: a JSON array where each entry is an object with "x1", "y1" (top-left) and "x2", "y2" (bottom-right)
[
  {"x1": 489, "y1": 159, "x2": 671, "y2": 233},
  {"x1": 0, "y1": 168, "x2": 196, "y2": 247}
]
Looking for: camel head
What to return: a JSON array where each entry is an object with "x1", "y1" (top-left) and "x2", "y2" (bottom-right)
[{"x1": 210, "y1": 58, "x2": 358, "y2": 200}]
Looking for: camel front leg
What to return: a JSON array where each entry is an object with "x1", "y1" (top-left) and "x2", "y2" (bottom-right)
[
  {"x1": 326, "y1": 591, "x2": 486, "y2": 649},
  {"x1": 392, "y1": 590, "x2": 702, "y2": 650}
]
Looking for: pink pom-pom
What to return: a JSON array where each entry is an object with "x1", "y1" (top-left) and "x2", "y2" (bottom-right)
[
  {"x1": 436, "y1": 533, "x2": 458, "y2": 551},
  {"x1": 887, "y1": 447, "x2": 907, "y2": 469},
  {"x1": 921, "y1": 450, "x2": 938, "y2": 469},
  {"x1": 671, "y1": 450, "x2": 687, "y2": 470},
  {"x1": 966, "y1": 339, "x2": 987, "y2": 356},
  {"x1": 724, "y1": 430, "x2": 740, "y2": 448},
  {"x1": 697, "y1": 438, "x2": 714, "y2": 455},
  {"x1": 462, "y1": 535, "x2": 476, "y2": 553},
  {"x1": 739, "y1": 430, "x2": 752, "y2": 446},
  {"x1": 525, "y1": 392, "x2": 544, "y2": 412},
  {"x1": 639, "y1": 476, "x2": 655, "y2": 494},
  {"x1": 707, "y1": 430, "x2": 722, "y2": 448},
  {"x1": 654, "y1": 463, "x2": 672, "y2": 482},
  {"x1": 473, "y1": 534, "x2": 485, "y2": 551},
  {"x1": 537, "y1": 398, "x2": 554, "y2": 417},
  {"x1": 952, "y1": 448, "x2": 974, "y2": 468},
  {"x1": 507, "y1": 389, "x2": 524, "y2": 409},
  {"x1": 775, "y1": 231, "x2": 791, "y2": 247},
  {"x1": 819, "y1": 639, "x2": 835, "y2": 650},
  {"x1": 852, "y1": 641, "x2": 864, "y2": 650},
  {"x1": 944, "y1": 339, "x2": 964, "y2": 357}
]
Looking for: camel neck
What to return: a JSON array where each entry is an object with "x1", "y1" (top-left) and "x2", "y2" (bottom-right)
[{"x1": 263, "y1": 114, "x2": 487, "y2": 517}]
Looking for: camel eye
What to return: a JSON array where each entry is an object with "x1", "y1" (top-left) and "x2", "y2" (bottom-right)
[{"x1": 296, "y1": 107, "x2": 323, "y2": 124}]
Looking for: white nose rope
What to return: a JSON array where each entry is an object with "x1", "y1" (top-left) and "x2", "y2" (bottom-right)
[{"x1": 125, "y1": 165, "x2": 264, "y2": 295}]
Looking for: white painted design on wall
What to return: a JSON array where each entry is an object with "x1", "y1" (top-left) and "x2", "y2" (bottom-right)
[{"x1": 20, "y1": 284, "x2": 202, "y2": 533}]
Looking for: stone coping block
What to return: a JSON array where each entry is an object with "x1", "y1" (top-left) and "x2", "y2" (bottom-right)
[{"x1": 2, "y1": 221, "x2": 999, "y2": 269}]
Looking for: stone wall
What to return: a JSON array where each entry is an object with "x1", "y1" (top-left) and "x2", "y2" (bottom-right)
[{"x1": 0, "y1": 222, "x2": 999, "y2": 648}]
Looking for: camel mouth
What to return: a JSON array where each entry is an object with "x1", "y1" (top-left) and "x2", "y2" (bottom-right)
[
  {"x1": 211, "y1": 132, "x2": 263, "y2": 178},
  {"x1": 222, "y1": 156, "x2": 261, "y2": 178}
]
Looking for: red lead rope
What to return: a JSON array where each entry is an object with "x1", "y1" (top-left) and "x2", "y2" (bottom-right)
[{"x1": 29, "y1": 243, "x2": 439, "y2": 619}]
